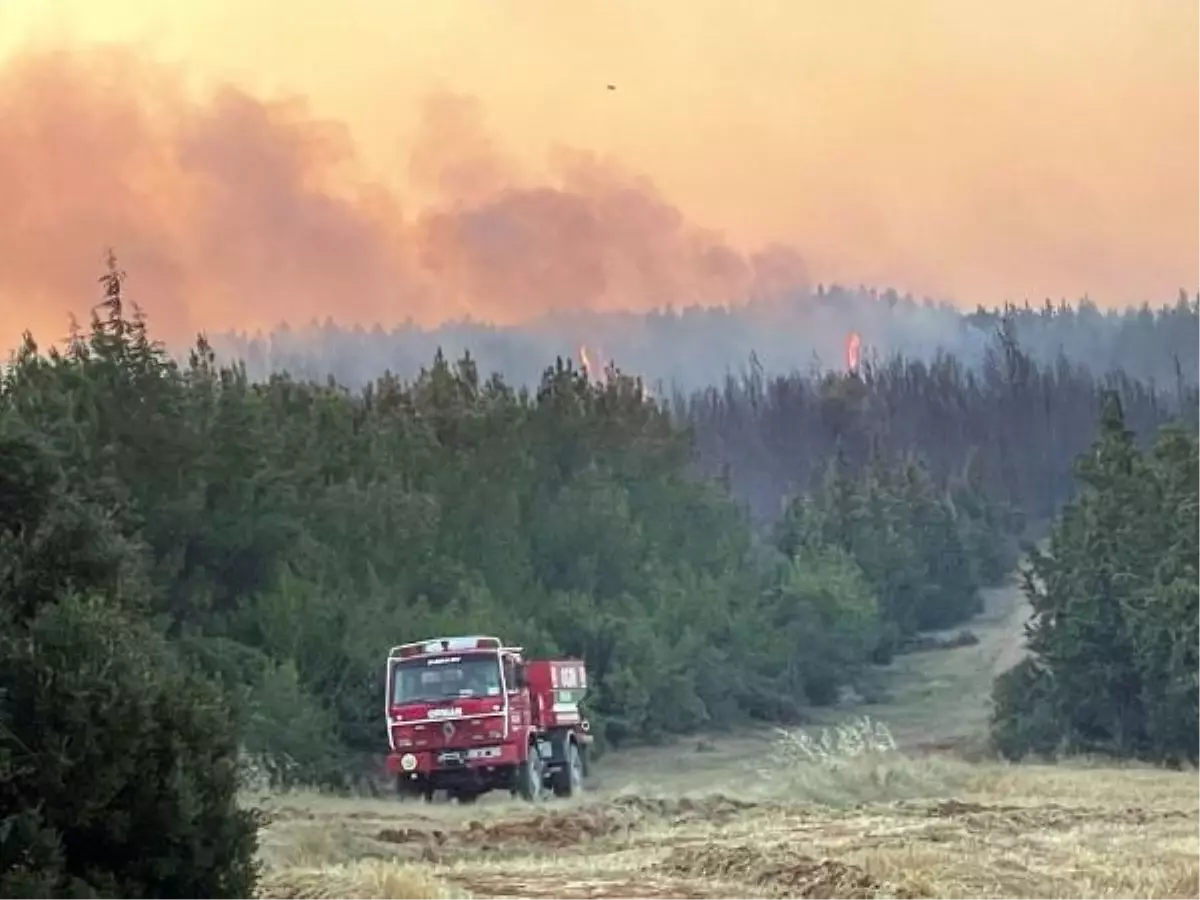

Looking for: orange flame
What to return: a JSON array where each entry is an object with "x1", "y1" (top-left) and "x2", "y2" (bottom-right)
[
  {"x1": 577, "y1": 343, "x2": 654, "y2": 401},
  {"x1": 578, "y1": 343, "x2": 604, "y2": 381},
  {"x1": 846, "y1": 331, "x2": 862, "y2": 373}
]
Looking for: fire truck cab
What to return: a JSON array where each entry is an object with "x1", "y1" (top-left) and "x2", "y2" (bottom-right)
[{"x1": 384, "y1": 635, "x2": 592, "y2": 803}]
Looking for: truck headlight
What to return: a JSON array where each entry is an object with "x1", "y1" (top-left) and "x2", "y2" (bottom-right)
[{"x1": 400, "y1": 753, "x2": 417, "y2": 772}]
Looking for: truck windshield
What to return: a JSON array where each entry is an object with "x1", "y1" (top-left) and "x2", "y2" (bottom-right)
[{"x1": 391, "y1": 654, "x2": 502, "y2": 704}]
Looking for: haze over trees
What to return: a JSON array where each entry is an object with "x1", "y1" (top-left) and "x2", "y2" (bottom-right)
[
  {"x1": 0, "y1": 259, "x2": 1195, "y2": 894},
  {"x1": 209, "y1": 286, "x2": 1200, "y2": 395}
]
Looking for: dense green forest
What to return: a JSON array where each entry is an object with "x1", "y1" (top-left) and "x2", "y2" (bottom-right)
[{"x1": 1, "y1": 260, "x2": 1195, "y2": 895}]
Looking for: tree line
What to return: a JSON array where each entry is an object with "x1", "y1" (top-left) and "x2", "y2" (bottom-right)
[
  {"x1": 681, "y1": 320, "x2": 1196, "y2": 525},
  {"x1": 212, "y1": 286, "x2": 1199, "y2": 395}
]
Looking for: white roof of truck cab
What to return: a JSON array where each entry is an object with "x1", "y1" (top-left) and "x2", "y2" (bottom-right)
[{"x1": 388, "y1": 635, "x2": 502, "y2": 659}]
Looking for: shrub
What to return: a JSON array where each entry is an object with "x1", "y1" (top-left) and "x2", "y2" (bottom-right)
[{"x1": 0, "y1": 595, "x2": 260, "y2": 898}]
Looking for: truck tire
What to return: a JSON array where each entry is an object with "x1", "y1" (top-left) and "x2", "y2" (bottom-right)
[
  {"x1": 552, "y1": 741, "x2": 584, "y2": 798},
  {"x1": 449, "y1": 789, "x2": 479, "y2": 805},
  {"x1": 516, "y1": 750, "x2": 544, "y2": 802},
  {"x1": 397, "y1": 776, "x2": 431, "y2": 803}
]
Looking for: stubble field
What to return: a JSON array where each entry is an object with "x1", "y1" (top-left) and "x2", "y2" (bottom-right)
[{"x1": 253, "y1": 584, "x2": 1199, "y2": 899}]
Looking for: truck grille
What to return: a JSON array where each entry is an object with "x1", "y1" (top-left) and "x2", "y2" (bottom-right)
[{"x1": 393, "y1": 716, "x2": 505, "y2": 750}]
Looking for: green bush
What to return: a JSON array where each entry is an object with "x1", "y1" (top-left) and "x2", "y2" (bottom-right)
[
  {"x1": 989, "y1": 658, "x2": 1062, "y2": 760},
  {"x1": 0, "y1": 595, "x2": 260, "y2": 898}
]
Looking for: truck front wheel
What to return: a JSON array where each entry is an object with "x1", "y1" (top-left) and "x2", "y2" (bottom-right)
[
  {"x1": 397, "y1": 776, "x2": 433, "y2": 803},
  {"x1": 552, "y1": 741, "x2": 584, "y2": 798}
]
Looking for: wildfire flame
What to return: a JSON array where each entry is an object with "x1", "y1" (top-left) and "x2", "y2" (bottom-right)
[
  {"x1": 578, "y1": 344, "x2": 598, "y2": 381},
  {"x1": 577, "y1": 343, "x2": 654, "y2": 401},
  {"x1": 846, "y1": 331, "x2": 862, "y2": 373}
]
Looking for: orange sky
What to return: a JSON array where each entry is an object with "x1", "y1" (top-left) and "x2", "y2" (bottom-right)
[{"x1": 1, "y1": 0, "x2": 1196, "y2": 343}]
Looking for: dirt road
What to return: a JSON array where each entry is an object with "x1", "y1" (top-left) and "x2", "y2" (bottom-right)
[
  {"x1": 584, "y1": 578, "x2": 1034, "y2": 799},
  {"x1": 810, "y1": 579, "x2": 1033, "y2": 753}
]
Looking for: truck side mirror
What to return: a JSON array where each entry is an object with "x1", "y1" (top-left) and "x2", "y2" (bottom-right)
[{"x1": 513, "y1": 665, "x2": 527, "y2": 689}]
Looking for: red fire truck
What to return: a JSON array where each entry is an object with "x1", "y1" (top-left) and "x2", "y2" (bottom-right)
[{"x1": 384, "y1": 635, "x2": 593, "y2": 803}]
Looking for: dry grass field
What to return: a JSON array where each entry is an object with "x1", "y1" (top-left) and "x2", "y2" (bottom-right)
[{"x1": 253, "y1": 583, "x2": 1199, "y2": 899}]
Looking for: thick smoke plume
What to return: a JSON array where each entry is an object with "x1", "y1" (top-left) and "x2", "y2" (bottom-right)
[{"x1": 0, "y1": 46, "x2": 807, "y2": 346}]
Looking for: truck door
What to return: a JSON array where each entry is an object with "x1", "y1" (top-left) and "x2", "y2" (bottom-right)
[{"x1": 502, "y1": 654, "x2": 530, "y2": 746}]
